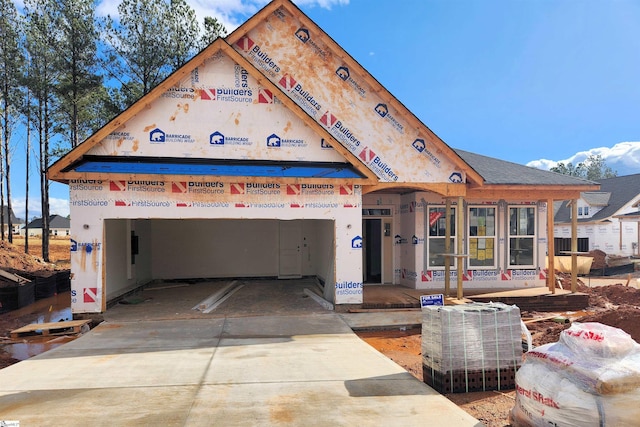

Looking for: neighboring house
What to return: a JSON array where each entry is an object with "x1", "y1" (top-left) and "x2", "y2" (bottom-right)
[
  {"x1": 25, "y1": 215, "x2": 71, "y2": 237},
  {"x1": 555, "y1": 173, "x2": 640, "y2": 257},
  {"x1": 0, "y1": 206, "x2": 20, "y2": 236},
  {"x1": 47, "y1": 0, "x2": 597, "y2": 314},
  {"x1": 12, "y1": 218, "x2": 24, "y2": 235}
]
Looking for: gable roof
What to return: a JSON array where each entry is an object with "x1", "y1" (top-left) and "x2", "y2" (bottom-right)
[
  {"x1": 555, "y1": 173, "x2": 640, "y2": 223},
  {"x1": 47, "y1": 0, "x2": 482, "y2": 194},
  {"x1": 0, "y1": 206, "x2": 19, "y2": 223},
  {"x1": 581, "y1": 192, "x2": 611, "y2": 206},
  {"x1": 225, "y1": 0, "x2": 484, "y2": 188},
  {"x1": 47, "y1": 0, "x2": 597, "y2": 201},
  {"x1": 26, "y1": 214, "x2": 70, "y2": 229},
  {"x1": 47, "y1": 38, "x2": 378, "y2": 185}
]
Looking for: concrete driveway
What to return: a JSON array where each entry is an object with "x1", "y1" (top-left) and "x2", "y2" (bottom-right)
[{"x1": 0, "y1": 311, "x2": 481, "y2": 426}]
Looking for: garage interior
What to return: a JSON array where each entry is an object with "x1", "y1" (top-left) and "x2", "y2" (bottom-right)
[{"x1": 103, "y1": 218, "x2": 337, "y2": 304}]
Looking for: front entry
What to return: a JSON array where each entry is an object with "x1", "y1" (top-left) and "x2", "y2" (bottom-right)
[
  {"x1": 363, "y1": 219, "x2": 382, "y2": 283},
  {"x1": 362, "y1": 217, "x2": 393, "y2": 284}
]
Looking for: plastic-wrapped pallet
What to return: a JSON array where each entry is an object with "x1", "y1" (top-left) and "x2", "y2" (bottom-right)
[
  {"x1": 510, "y1": 322, "x2": 640, "y2": 427},
  {"x1": 422, "y1": 302, "x2": 523, "y2": 393}
]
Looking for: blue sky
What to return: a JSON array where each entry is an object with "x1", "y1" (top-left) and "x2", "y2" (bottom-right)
[{"x1": 11, "y1": 0, "x2": 640, "y2": 220}]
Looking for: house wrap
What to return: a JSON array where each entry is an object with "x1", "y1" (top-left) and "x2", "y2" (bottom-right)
[{"x1": 48, "y1": 0, "x2": 597, "y2": 314}]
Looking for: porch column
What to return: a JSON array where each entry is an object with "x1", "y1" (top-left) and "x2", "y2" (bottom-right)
[
  {"x1": 571, "y1": 199, "x2": 578, "y2": 293},
  {"x1": 547, "y1": 198, "x2": 556, "y2": 294},
  {"x1": 444, "y1": 199, "x2": 451, "y2": 297},
  {"x1": 457, "y1": 196, "x2": 464, "y2": 300}
]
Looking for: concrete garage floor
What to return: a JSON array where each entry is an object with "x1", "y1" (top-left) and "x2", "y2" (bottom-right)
[
  {"x1": 0, "y1": 279, "x2": 481, "y2": 426},
  {"x1": 104, "y1": 278, "x2": 332, "y2": 321},
  {"x1": 102, "y1": 278, "x2": 427, "y2": 330}
]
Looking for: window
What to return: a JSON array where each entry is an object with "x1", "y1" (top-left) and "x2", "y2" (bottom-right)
[
  {"x1": 509, "y1": 206, "x2": 536, "y2": 267},
  {"x1": 468, "y1": 206, "x2": 496, "y2": 267},
  {"x1": 554, "y1": 237, "x2": 589, "y2": 255},
  {"x1": 426, "y1": 206, "x2": 456, "y2": 267},
  {"x1": 584, "y1": 206, "x2": 589, "y2": 216},
  {"x1": 578, "y1": 207, "x2": 583, "y2": 216},
  {"x1": 362, "y1": 208, "x2": 392, "y2": 216}
]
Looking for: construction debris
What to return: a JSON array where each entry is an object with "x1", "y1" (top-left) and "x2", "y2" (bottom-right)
[
  {"x1": 10, "y1": 319, "x2": 92, "y2": 339},
  {"x1": 192, "y1": 280, "x2": 244, "y2": 314}
]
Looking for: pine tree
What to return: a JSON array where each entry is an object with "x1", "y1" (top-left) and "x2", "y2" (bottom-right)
[
  {"x1": 103, "y1": 0, "x2": 172, "y2": 107},
  {"x1": 52, "y1": 0, "x2": 103, "y2": 150},
  {"x1": 24, "y1": 0, "x2": 58, "y2": 261},
  {"x1": 0, "y1": 0, "x2": 24, "y2": 242},
  {"x1": 166, "y1": 0, "x2": 200, "y2": 71}
]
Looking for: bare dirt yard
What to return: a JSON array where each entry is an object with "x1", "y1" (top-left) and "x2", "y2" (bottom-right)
[
  {"x1": 0, "y1": 238, "x2": 639, "y2": 426},
  {"x1": 10, "y1": 235, "x2": 71, "y2": 269},
  {"x1": 357, "y1": 273, "x2": 640, "y2": 427}
]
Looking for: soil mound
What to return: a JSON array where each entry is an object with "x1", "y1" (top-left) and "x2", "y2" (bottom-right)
[{"x1": 0, "y1": 240, "x2": 57, "y2": 275}]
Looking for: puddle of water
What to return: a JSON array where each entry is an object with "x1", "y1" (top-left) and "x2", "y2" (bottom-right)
[
  {"x1": 3, "y1": 336, "x2": 75, "y2": 361},
  {"x1": 2, "y1": 292, "x2": 75, "y2": 361},
  {"x1": 4, "y1": 292, "x2": 71, "y2": 321}
]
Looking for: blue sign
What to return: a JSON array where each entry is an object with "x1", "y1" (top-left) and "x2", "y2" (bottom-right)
[{"x1": 420, "y1": 294, "x2": 444, "y2": 307}]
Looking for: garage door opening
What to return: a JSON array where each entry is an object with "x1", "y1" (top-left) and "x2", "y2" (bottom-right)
[{"x1": 104, "y1": 218, "x2": 336, "y2": 304}]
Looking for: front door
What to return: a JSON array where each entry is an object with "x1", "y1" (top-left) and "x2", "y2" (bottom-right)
[
  {"x1": 279, "y1": 220, "x2": 302, "y2": 278},
  {"x1": 363, "y1": 219, "x2": 382, "y2": 283}
]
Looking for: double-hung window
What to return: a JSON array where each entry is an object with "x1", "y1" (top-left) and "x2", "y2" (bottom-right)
[
  {"x1": 508, "y1": 206, "x2": 536, "y2": 267},
  {"x1": 468, "y1": 206, "x2": 496, "y2": 267},
  {"x1": 427, "y1": 206, "x2": 456, "y2": 268}
]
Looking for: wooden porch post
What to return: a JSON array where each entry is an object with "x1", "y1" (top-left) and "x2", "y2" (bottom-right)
[
  {"x1": 457, "y1": 196, "x2": 464, "y2": 299},
  {"x1": 571, "y1": 200, "x2": 578, "y2": 293},
  {"x1": 444, "y1": 199, "x2": 451, "y2": 297},
  {"x1": 547, "y1": 198, "x2": 556, "y2": 294}
]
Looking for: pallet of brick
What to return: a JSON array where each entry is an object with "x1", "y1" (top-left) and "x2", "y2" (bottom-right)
[
  {"x1": 422, "y1": 302, "x2": 522, "y2": 393},
  {"x1": 423, "y1": 365, "x2": 518, "y2": 394}
]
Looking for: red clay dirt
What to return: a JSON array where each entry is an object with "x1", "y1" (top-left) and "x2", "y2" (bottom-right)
[
  {"x1": 1, "y1": 239, "x2": 639, "y2": 426},
  {"x1": 357, "y1": 272, "x2": 640, "y2": 427}
]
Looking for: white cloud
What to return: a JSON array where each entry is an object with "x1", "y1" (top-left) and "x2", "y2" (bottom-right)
[
  {"x1": 527, "y1": 142, "x2": 640, "y2": 176},
  {"x1": 50, "y1": 198, "x2": 71, "y2": 218},
  {"x1": 11, "y1": 197, "x2": 69, "y2": 222}
]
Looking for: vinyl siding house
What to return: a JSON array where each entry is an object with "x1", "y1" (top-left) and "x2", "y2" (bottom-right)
[
  {"x1": 24, "y1": 215, "x2": 71, "y2": 237},
  {"x1": 0, "y1": 206, "x2": 21, "y2": 236},
  {"x1": 555, "y1": 173, "x2": 640, "y2": 257}
]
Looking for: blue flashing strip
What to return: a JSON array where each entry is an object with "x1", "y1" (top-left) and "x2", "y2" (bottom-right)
[{"x1": 74, "y1": 161, "x2": 364, "y2": 179}]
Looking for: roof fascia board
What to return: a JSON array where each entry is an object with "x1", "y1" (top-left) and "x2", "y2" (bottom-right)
[
  {"x1": 363, "y1": 182, "x2": 466, "y2": 197},
  {"x1": 219, "y1": 42, "x2": 379, "y2": 182},
  {"x1": 57, "y1": 171, "x2": 371, "y2": 186},
  {"x1": 466, "y1": 184, "x2": 600, "y2": 201},
  {"x1": 554, "y1": 219, "x2": 608, "y2": 225},
  {"x1": 226, "y1": 0, "x2": 288, "y2": 45},
  {"x1": 48, "y1": 38, "x2": 231, "y2": 182},
  {"x1": 266, "y1": 0, "x2": 484, "y2": 187}
]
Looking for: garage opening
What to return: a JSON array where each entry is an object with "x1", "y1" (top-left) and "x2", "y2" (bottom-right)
[{"x1": 104, "y1": 218, "x2": 335, "y2": 304}]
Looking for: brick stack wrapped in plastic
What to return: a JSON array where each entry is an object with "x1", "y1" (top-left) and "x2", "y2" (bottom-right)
[
  {"x1": 510, "y1": 322, "x2": 640, "y2": 427},
  {"x1": 422, "y1": 302, "x2": 523, "y2": 393}
]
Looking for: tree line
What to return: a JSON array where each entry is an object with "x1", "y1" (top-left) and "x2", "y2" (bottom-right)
[
  {"x1": 0, "y1": 0, "x2": 226, "y2": 261},
  {"x1": 549, "y1": 154, "x2": 617, "y2": 181}
]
